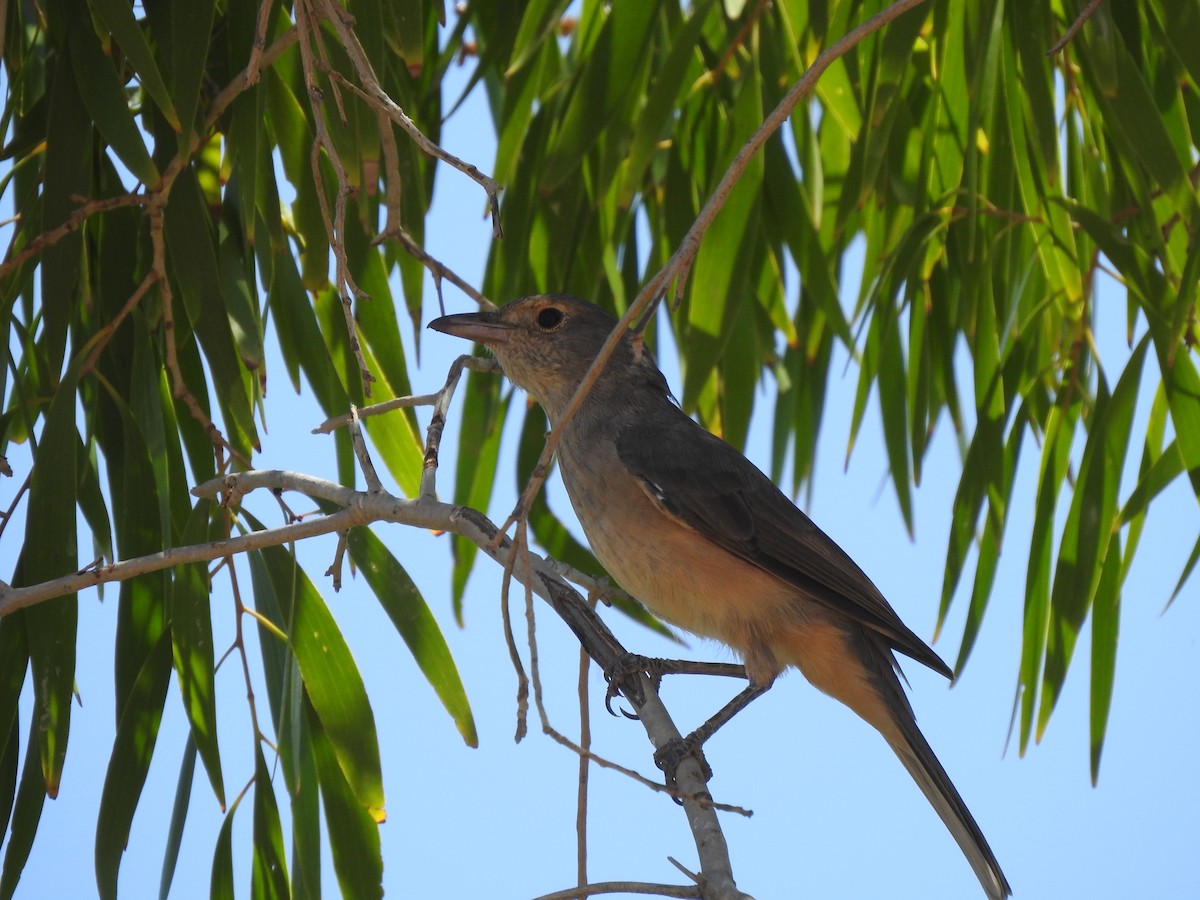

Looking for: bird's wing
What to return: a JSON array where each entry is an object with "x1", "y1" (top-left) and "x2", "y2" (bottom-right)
[{"x1": 616, "y1": 411, "x2": 951, "y2": 679}]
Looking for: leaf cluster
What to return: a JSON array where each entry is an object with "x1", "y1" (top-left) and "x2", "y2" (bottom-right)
[{"x1": 0, "y1": 0, "x2": 1197, "y2": 896}]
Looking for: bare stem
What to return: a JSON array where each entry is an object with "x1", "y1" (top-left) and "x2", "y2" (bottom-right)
[{"x1": 1047, "y1": 0, "x2": 1104, "y2": 56}]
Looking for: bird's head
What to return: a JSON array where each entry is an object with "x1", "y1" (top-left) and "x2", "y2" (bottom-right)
[{"x1": 429, "y1": 294, "x2": 665, "y2": 422}]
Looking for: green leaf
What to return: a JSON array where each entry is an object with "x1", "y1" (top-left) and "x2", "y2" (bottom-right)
[
  {"x1": 390, "y1": 0, "x2": 426, "y2": 68},
  {"x1": 244, "y1": 548, "x2": 321, "y2": 900},
  {"x1": 875, "y1": 303, "x2": 914, "y2": 536},
  {"x1": 778, "y1": 303, "x2": 833, "y2": 495},
  {"x1": 88, "y1": 0, "x2": 182, "y2": 130},
  {"x1": 1159, "y1": 349, "x2": 1200, "y2": 497},
  {"x1": 163, "y1": 167, "x2": 259, "y2": 456},
  {"x1": 251, "y1": 745, "x2": 290, "y2": 900},
  {"x1": 451, "y1": 371, "x2": 509, "y2": 618},
  {"x1": 344, "y1": 219, "x2": 425, "y2": 494},
  {"x1": 972, "y1": 277, "x2": 1004, "y2": 420},
  {"x1": 247, "y1": 524, "x2": 385, "y2": 820},
  {"x1": 1119, "y1": 439, "x2": 1183, "y2": 526},
  {"x1": 23, "y1": 380, "x2": 80, "y2": 797},
  {"x1": 75, "y1": 431, "x2": 114, "y2": 567},
  {"x1": 345, "y1": 526, "x2": 477, "y2": 747},
  {"x1": 312, "y1": 287, "x2": 423, "y2": 496},
  {"x1": 0, "y1": 618, "x2": 29, "y2": 845},
  {"x1": 953, "y1": 413, "x2": 1024, "y2": 675},
  {"x1": 67, "y1": 15, "x2": 159, "y2": 187},
  {"x1": 1018, "y1": 402, "x2": 1077, "y2": 754},
  {"x1": 93, "y1": 370, "x2": 171, "y2": 725},
  {"x1": 267, "y1": 245, "x2": 350, "y2": 413},
  {"x1": 617, "y1": 1, "x2": 714, "y2": 206},
  {"x1": 41, "y1": 49, "x2": 92, "y2": 375},
  {"x1": 1169, "y1": 535, "x2": 1200, "y2": 607},
  {"x1": 906, "y1": 282, "x2": 930, "y2": 484},
  {"x1": 169, "y1": 0, "x2": 216, "y2": 146},
  {"x1": 0, "y1": 720, "x2": 17, "y2": 858},
  {"x1": 506, "y1": 0, "x2": 572, "y2": 76},
  {"x1": 209, "y1": 792, "x2": 241, "y2": 900},
  {"x1": 1090, "y1": 25, "x2": 1199, "y2": 221},
  {"x1": 170, "y1": 331, "x2": 220, "y2": 487},
  {"x1": 95, "y1": 628, "x2": 174, "y2": 900},
  {"x1": 0, "y1": 615, "x2": 28, "y2": 759},
  {"x1": 540, "y1": 1, "x2": 658, "y2": 191},
  {"x1": 851, "y1": 1, "x2": 925, "y2": 208},
  {"x1": 217, "y1": 215, "x2": 266, "y2": 377},
  {"x1": 938, "y1": 412, "x2": 1002, "y2": 632},
  {"x1": 0, "y1": 718, "x2": 49, "y2": 900},
  {"x1": 1152, "y1": 0, "x2": 1200, "y2": 88},
  {"x1": 307, "y1": 699, "x2": 383, "y2": 899},
  {"x1": 1062, "y1": 201, "x2": 1200, "y2": 499},
  {"x1": 263, "y1": 66, "x2": 328, "y2": 289},
  {"x1": 1038, "y1": 337, "x2": 1148, "y2": 740},
  {"x1": 683, "y1": 63, "x2": 765, "y2": 410},
  {"x1": 1089, "y1": 532, "x2": 1122, "y2": 785},
  {"x1": 158, "y1": 735, "x2": 197, "y2": 900},
  {"x1": 719, "y1": 280, "x2": 761, "y2": 452},
  {"x1": 285, "y1": 713, "x2": 321, "y2": 900},
  {"x1": 170, "y1": 502, "x2": 225, "y2": 806}
]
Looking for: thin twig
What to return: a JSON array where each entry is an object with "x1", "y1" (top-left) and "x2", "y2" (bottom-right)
[
  {"x1": 376, "y1": 108, "x2": 404, "y2": 235},
  {"x1": 534, "y1": 882, "x2": 701, "y2": 900},
  {"x1": 1047, "y1": 0, "x2": 1104, "y2": 56},
  {"x1": 576, "y1": 598, "x2": 595, "y2": 892},
  {"x1": 0, "y1": 470, "x2": 32, "y2": 544},
  {"x1": 244, "y1": 0, "x2": 278, "y2": 84},
  {"x1": 244, "y1": 605, "x2": 289, "y2": 643},
  {"x1": 206, "y1": 27, "x2": 300, "y2": 128},
  {"x1": 377, "y1": 223, "x2": 495, "y2": 312},
  {"x1": 225, "y1": 502, "x2": 267, "y2": 746},
  {"x1": 309, "y1": 354, "x2": 500, "y2": 502},
  {"x1": 347, "y1": 405, "x2": 383, "y2": 493},
  {"x1": 312, "y1": 7, "x2": 503, "y2": 236},
  {"x1": 0, "y1": 194, "x2": 144, "y2": 281},
  {"x1": 500, "y1": 538, "x2": 531, "y2": 743},
  {"x1": 150, "y1": 200, "x2": 246, "y2": 465},
  {"x1": 706, "y1": 0, "x2": 771, "y2": 88},
  {"x1": 325, "y1": 530, "x2": 350, "y2": 591},
  {"x1": 543, "y1": 557, "x2": 637, "y2": 607},
  {"x1": 80, "y1": 269, "x2": 160, "y2": 375},
  {"x1": 295, "y1": 0, "x2": 375, "y2": 396}
]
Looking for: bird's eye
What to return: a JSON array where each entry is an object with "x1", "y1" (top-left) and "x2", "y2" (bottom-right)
[{"x1": 536, "y1": 307, "x2": 564, "y2": 330}]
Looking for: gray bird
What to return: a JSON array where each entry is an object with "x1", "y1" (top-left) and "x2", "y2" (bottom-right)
[{"x1": 430, "y1": 293, "x2": 1011, "y2": 899}]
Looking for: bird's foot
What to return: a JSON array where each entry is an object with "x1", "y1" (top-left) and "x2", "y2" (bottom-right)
[
  {"x1": 654, "y1": 733, "x2": 713, "y2": 794},
  {"x1": 602, "y1": 652, "x2": 664, "y2": 717}
]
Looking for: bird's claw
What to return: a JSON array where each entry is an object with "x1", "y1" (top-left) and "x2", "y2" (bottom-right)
[
  {"x1": 654, "y1": 734, "x2": 713, "y2": 798},
  {"x1": 603, "y1": 652, "x2": 659, "y2": 717}
]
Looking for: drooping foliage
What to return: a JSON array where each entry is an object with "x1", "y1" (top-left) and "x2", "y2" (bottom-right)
[{"x1": 0, "y1": 0, "x2": 1196, "y2": 895}]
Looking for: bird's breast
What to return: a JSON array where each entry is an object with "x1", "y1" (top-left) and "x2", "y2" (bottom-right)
[{"x1": 555, "y1": 436, "x2": 816, "y2": 684}]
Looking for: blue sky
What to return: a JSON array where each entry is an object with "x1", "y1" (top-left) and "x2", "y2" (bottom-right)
[{"x1": 4, "y1": 34, "x2": 1199, "y2": 900}]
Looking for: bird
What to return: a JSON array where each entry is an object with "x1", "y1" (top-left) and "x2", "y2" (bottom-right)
[{"x1": 429, "y1": 293, "x2": 1011, "y2": 899}]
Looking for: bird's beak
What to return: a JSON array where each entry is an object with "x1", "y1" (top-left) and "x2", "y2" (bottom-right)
[{"x1": 427, "y1": 310, "x2": 514, "y2": 347}]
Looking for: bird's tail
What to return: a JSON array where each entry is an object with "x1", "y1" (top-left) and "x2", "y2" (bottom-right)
[
  {"x1": 885, "y1": 717, "x2": 1012, "y2": 899},
  {"x1": 780, "y1": 619, "x2": 1010, "y2": 897}
]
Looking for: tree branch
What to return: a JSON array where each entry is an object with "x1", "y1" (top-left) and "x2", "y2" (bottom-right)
[
  {"x1": 0, "y1": 463, "x2": 749, "y2": 898},
  {"x1": 534, "y1": 881, "x2": 702, "y2": 900}
]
